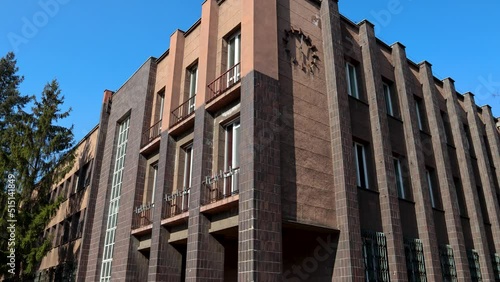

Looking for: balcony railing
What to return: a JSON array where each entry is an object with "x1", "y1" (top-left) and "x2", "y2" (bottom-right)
[
  {"x1": 170, "y1": 95, "x2": 196, "y2": 127},
  {"x1": 142, "y1": 119, "x2": 162, "y2": 147},
  {"x1": 132, "y1": 203, "x2": 154, "y2": 229},
  {"x1": 207, "y1": 63, "x2": 240, "y2": 102},
  {"x1": 203, "y1": 167, "x2": 240, "y2": 204},
  {"x1": 162, "y1": 188, "x2": 190, "y2": 219}
]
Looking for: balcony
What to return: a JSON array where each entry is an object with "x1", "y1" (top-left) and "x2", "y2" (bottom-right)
[
  {"x1": 204, "y1": 167, "x2": 240, "y2": 204},
  {"x1": 207, "y1": 63, "x2": 240, "y2": 103},
  {"x1": 132, "y1": 203, "x2": 154, "y2": 230},
  {"x1": 162, "y1": 188, "x2": 190, "y2": 220},
  {"x1": 170, "y1": 95, "x2": 196, "y2": 128},
  {"x1": 141, "y1": 120, "x2": 162, "y2": 148}
]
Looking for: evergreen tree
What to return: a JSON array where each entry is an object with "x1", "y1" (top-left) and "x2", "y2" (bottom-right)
[{"x1": 0, "y1": 52, "x2": 74, "y2": 280}]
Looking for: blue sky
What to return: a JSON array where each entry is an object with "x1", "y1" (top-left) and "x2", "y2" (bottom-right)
[{"x1": 1, "y1": 0, "x2": 499, "y2": 142}]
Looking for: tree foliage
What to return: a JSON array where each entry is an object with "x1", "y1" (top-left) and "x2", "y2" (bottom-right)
[{"x1": 0, "y1": 52, "x2": 74, "y2": 280}]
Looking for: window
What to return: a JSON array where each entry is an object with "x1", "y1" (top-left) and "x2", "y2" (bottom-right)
[
  {"x1": 144, "y1": 162, "x2": 158, "y2": 205},
  {"x1": 346, "y1": 62, "x2": 360, "y2": 98},
  {"x1": 393, "y1": 157, "x2": 405, "y2": 199},
  {"x1": 361, "y1": 230, "x2": 390, "y2": 282},
  {"x1": 224, "y1": 119, "x2": 240, "y2": 196},
  {"x1": 156, "y1": 89, "x2": 165, "y2": 122},
  {"x1": 441, "y1": 112, "x2": 453, "y2": 145},
  {"x1": 100, "y1": 117, "x2": 130, "y2": 282},
  {"x1": 404, "y1": 237, "x2": 427, "y2": 282},
  {"x1": 439, "y1": 245, "x2": 458, "y2": 281},
  {"x1": 425, "y1": 168, "x2": 438, "y2": 208},
  {"x1": 453, "y1": 178, "x2": 468, "y2": 217},
  {"x1": 415, "y1": 97, "x2": 426, "y2": 131},
  {"x1": 188, "y1": 65, "x2": 198, "y2": 114},
  {"x1": 227, "y1": 31, "x2": 241, "y2": 84},
  {"x1": 493, "y1": 253, "x2": 500, "y2": 281},
  {"x1": 181, "y1": 144, "x2": 193, "y2": 211},
  {"x1": 383, "y1": 83, "x2": 396, "y2": 117},
  {"x1": 77, "y1": 161, "x2": 92, "y2": 190},
  {"x1": 354, "y1": 142, "x2": 369, "y2": 189}
]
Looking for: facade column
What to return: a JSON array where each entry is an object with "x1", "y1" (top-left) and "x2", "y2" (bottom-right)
[
  {"x1": 464, "y1": 94, "x2": 500, "y2": 253},
  {"x1": 418, "y1": 62, "x2": 470, "y2": 280},
  {"x1": 185, "y1": 0, "x2": 224, "y2": 281},
  {"x1": 320, "y1": 0, "x2": 363, "y2": 280},
  {"x1": 391, "y1": 43, "x2": 441, "y2": 281},
  {"x1": 148, "y1": 136, "x2": 183, "y2": 281},
  {"x1": 443, "y1": 79, "x2": 495, "y2": 280},
  {"x1": 239, "y1": 0, "x2": 282, "y2": 280},
  {"x1": 359, "y1": 20, "x2": 407, "y2": 281}
]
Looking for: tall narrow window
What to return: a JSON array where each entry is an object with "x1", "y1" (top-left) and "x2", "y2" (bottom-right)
[
  {"x1": 156, "y1": 90, "x2": 165, "y2": 122},
  {"x1": 426, "y1": 169, "x2": 437, "y2": 208},
  {"x1": 188, "y1": 65, "x2": 198, "y2": 114},
  {"x1": 227, "y1": 31, "x2": 241, "y2": 84},
  {"x1": 393, "y1": 157, "x2": 405, "y2": 199},
  {"x1": 144, "y1": 163, "x2": 158, "y2": 205},
  {"x1": 383, "y1": 83, "x2": 395, "y2": 117},
  {"x1": 346, "y1": 62, "x2": 360, "y2": 99},
  {"x1": 441, "y1": 112, "x2": 453, "y2": 145},
  {"x1": 415, "y1": 98, "x2": 425, "y2": 131},
  {"x1": 100, "y1": 117, "x2": 130, "y2": 282},
  {"x1": 182, "y1": 144, "x2": 193, "y2": 211},
  {"x1": 354, "y1": 142, "x2": 369, "y2": 189},
  {"x1": 224, "y1": 120, "x2": 240, "y2": 196}
]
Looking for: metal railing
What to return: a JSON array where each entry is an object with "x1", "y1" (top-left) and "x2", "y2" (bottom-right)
[
  {"x1": 132, "y1": 203, "x2": 154, "y2": 229},
  {"x1": 141, "y1": 119, "x2": 162, "y2": 147},
  {"x1": 203, "y1": 167, "x2": 240, "y2": 204},
  {"x1": 207, "y1": 63, "x2": 240, "y2": 102},
  {"x1": 170, "y1": 95, "x2": 196, "y2": 127},
  {"x1": 162, "y1": 188, "x2": 190, "y2": 219}
]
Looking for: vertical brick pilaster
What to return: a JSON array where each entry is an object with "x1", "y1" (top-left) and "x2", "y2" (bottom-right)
[
  {"x1": 464, "y1": 94, "x2": 500, "y2": 254},
  {"x1": 186, "y1": 107, "x2": 224, "y2": 281},
  {"x1": 320, "y1": 1, "x2": 363, "y2": 280},
  {"x1": 77, "y1": 91, "x2": 112, "y2": 282},
  {"x1": 391, "y1": 43, "x2": 442, "y2": 281},
  {"x1": 443, "y1": 79, "x2": 495, "y2": 280},
  {"x1": 418, "y1": 62, "x2": 470, "y2": 280},
  {"x1": 359, "y1": 21, "x2": 407, "y2": 281},
  {"x1": 148, "y1": 135, "x2": 183, "y2": 281},
  {"x1": 239, "y1": 70, "x2": 282, "y2": 281}
]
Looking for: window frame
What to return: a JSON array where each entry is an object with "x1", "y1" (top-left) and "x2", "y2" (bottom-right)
[
  {"x1": 346, "y1": 62, "x2": 360, "y2": 99},
  {"x1": 354, "y1": 142, "x2": 369, "y2": 189},
  {"x1": 393, "y1": 157, "x2": 405, "y2": 199},
  {"x1": 224, "y1": 118, "x2": 241, "y2": 196},
  {"x1": 227, "y1": 31, "x2": 241, "y2": 84},
  {"x1": 383, "y1": 82, "x2": 395, "y2": 117}
]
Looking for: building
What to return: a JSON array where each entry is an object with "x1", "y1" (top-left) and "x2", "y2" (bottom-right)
[
  {"x1": 35, "y1": 126, "x2": 98, "y2": 281},
  {"x1": 39, "y1": 0, "x2": 500, "y2": 281}
]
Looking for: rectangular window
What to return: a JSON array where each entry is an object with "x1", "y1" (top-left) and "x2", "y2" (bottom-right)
[
  {"x1": 100, "y1": 117, "x2": 130, "y2": 282},
  {"x1": 453, "y1": 178, "x2": 468, "y2": 217},
  {"x1": 158, "y1": 92, "x2": 164, "y2": 121},
  {"x1": 441, "y1": 111, "x2": 453, "y2": 145},
  {"x1": 439, "y1": 245, "x2": 458, "y2": 281},
  {"x1": 493, "y1": 253, "x2": 500, "y2": 281},
  {"x1": 426, "y1": 168, "x2": 438, "y2": 208},
  {"x1": 224, "y1": 119, "x2": 241, "y2": 196},
  {"x1": 144, "y1": 162, "x2": 158, "y2": 205},
  {"x1": 78, "y1": 161, "x2": 91, "y2": 190},
  {"x1": 415, "y1": 98, "x2": 425, "y2": 131},
  {"x1": 346, "y1": 62, "x2": 360, "y2": 99},
  {"x1": 361, "y1": 230, "x2": 390, "y2": 282},
  {"x1": 383, "y1": 83, "x2": 395, "y2": 117},
  {"x1": 404, "y1": 237, "x2": 427, "y2": 282},
  {"x1": 181, "y1": 144, "x2": 193, "y2": 211},
  {"x1": 354, "y1": 142, "x2": 369, "y2": 189},
  {"x1": 393, "y1": 157, "x2": 405, "y2": 199},
  {"x1": 227, "y1": 31, "x2": 241, "y2": 84},
  {"x1": 188, "y1": 65, "x2": 198, "y2": 114}
]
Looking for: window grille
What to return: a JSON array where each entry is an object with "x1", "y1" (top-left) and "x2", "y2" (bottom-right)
[
  {"x1": 404, "y1": 237, "x2": 427, "y2": 281},
  {"x1": 361, "y1": 230, "x2": 390, "y2": 282},
  {"x1": 467, "y1": 249, "x2": 482, "y2": 282},
  {"x1": 438, "y1": 244, "x2": 458, "y2": 281}
]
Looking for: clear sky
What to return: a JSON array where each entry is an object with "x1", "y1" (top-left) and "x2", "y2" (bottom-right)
[{"x1": 1, "y1": 0, "x2": 499, "y2": 142}]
